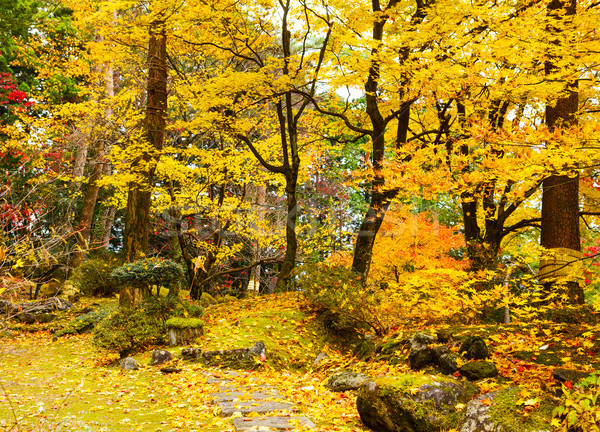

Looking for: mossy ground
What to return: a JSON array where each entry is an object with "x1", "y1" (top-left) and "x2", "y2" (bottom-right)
[{"x1": 2, "y1": 292, "x2": 600, "y2": 431}]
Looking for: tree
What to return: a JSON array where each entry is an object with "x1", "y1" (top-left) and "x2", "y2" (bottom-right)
[{"x1": 540, "y1": 0, "x2": 583, "y2": 304}]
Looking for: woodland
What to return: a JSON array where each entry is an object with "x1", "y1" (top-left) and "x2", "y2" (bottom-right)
[{"x1": 1, "y1": 0, "x2": 600, "y2": 431}]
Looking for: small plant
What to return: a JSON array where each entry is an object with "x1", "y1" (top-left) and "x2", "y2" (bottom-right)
[
  {"x1": 552, "y1": 372, "x2": 600, "y2": 431},
  {"x1": 111, "y1": 257, "x2": 183, "y2": 297},
  {"x1": 70, "y1": 256, "x2": 120, "y2": 297}
]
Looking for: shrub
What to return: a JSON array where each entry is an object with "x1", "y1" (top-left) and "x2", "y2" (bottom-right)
[
  {"x1": 111, "y1": 257, "x2": 184, "y2": 296},
  {"x1": 55, "y1": 303, "x2": 117, "y2": 337},
  {"x1": 142, "y1": 295, "x2": 203, "y2": 326},
  {"x1": 553, "y1": 372, "x2": 600, "y2": 432},
  {"x1": 70, "y1": 257, "x2": 120, "y2": 297},
  {"x1": 92, "y1": 308, "x2": 165, "y2": 356},
  {"x1": 301, "y1": 263, "x2": 382, "y2": 334}
]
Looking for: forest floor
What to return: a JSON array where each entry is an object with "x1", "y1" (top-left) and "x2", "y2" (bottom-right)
[{"x1": 0, "y1": 293, "x2": 599, "y2": 431}]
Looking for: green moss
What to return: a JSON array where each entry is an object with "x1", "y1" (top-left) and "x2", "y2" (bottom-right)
[
  {"x1": 200, "y1": 292, "x2": 217, "y2": 307},
  {"x1": 488, "y1": 387, "x2": 555, "y2": 432},
  {"x1": 166, "y1": 317, "x2": 204, "y2": 329}
]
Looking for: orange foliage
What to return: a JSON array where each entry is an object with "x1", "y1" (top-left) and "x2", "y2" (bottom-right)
[{"x1": 368, "y1": 207, "x2": 467, "y2": 283}]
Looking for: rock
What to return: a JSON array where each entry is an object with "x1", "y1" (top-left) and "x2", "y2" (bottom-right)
[
  {"x1": 326, "y1": 371, "x2": 370, "y2": 392},
  {"x1": 200, "y1": 292, "x2": 217, "y2": 307},
  {"x1": 181, "y1": 347, "x2": 202, "y2": 361},
  {"x1": 438, "y1": 353, "x2": 459, "y2": 375},
  {"x1": 119, "y1": 357, "x2": 140, "y2": 370},
  {"x1": 411, "y1": 332, "x2": 436, "y2": 348},
  {"x1": 166, "y1": 318, "x2": 204, "y2": 346},
  {"x1": 36, "y1": 313, "x2": 57, "y2": 324},
  {"x1": 408, "y1": 332, "x2": 436, "y2": 370},
  {"x1": 357, "y1": 375, "x2": 478, "y2": 432},
  {"x1": 17, "y1": 312, "x2": 36, "y2": 324},
  {"x1": 150, "y1": 349, "x2": 173, "y2": 366},
  {"x1": 460, "y1": 387, "x2": 553, "y2": 432},
  {"x1": 233, "y1": 416, "x2": 315, "y2": 431},
  {"x1": 459, "y1": 336, "x2": 490, "y2": 360},
  {"x1": 160, "y1": 367, "x2": 182, "y2": 374},
  {"x1": 408, "y1": 346, "x2": 433, "y2": 370},
  {"x1": 313, "y1": 351, "x2": 329, "y2": 367},
  {"x1": 431, "y1": 345, "x2": 450, "y2": 363},
  {"x1": 553, "y1": 368, "x2": 590, "y2": 384},
  {"x1": 202, "y1": 341, "x2": 266, "y2": 369},
  {"x1": 459, "y1": 361, "x2": 498, "y2": 381},
  {"x1": 437, "y1": 329, "x2": 453, "y2": 343}
]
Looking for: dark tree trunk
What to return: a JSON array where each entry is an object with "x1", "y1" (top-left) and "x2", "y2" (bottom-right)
[
  {"x1": 275, "y1": 172, "x2": 298, "y2": 291},
  {"x1": 540, "y1": 0, "x2": 583, "y2": 304},
  {"x1": 122, "y1": 20, "x2": 167, "y2": 306}
]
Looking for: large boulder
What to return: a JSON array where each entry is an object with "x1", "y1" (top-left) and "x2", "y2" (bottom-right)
[
  {"x1": 460, "y1": 387, "x2": 553, "y2": 432},
  {"x1": 357, "y1": 374, "x2": 478, "y2": 432},
  {"x1": 326, "y1": 371, "x2": 370, "y2": 392},
  {"x1": 202, "y1": 341, "x2": 267, "y2": 370}
]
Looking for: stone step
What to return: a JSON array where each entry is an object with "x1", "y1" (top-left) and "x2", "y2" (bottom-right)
[
  {"x1": 212, "y1": 386, "x2": 284, "y2": 402},
  {"x1": 218, "y1": 400, "x2": 296, "y2": 417},
  {"x1": 233, "y1": 415, "x2": 316, "y2": 431}
]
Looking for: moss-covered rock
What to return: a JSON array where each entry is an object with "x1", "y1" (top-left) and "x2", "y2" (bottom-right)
[
  {"x1": 459, "y1": 361, "x2": 498, "y2": 381},
  {"x1": 200, "y1": 292, "x2": 217, "y2": 307},
  {"x1": 459, "y1": 336, "x2": 490, "y2": 360},
  {"x1": 460, "y1": 387, "x2": 553, "y2": 432},
  {"x1": 356, "y1": 374, "x2": 478, "y2": 432}
]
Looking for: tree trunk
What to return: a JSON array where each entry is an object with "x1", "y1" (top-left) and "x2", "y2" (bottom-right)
[
  {"x1": 540, "y1": 0, "x2": 583, "y2": 304},
  {"x1": 275, "y1": 173, "x2": 298, "y2": 291},
  {"x1": 122, "y1": 20, "x2": 167, "y2": 306}
]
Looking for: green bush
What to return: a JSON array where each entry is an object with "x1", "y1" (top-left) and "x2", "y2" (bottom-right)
[
  {"x1": 300, "y1": 263, "x2": 384, "y2": 334},
  {"x1": 553, "y1": 372, "x2": 600, "y2": 432},
  {"x1": 111, "y1": 257, "x2": 184, "y2": 296},
  {"x1": 70, "y1": 257, "x2": 121, "y2": 297},
  {"x1": 142, "y1": 295, "x2": 203, "y2": 326},
  {"x1": 92, "y1": 308, "x2": 165, "y2": 356}
]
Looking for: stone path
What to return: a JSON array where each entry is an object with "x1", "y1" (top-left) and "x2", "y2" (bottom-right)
[{"x1": 208, "y1": 373, "x2": 316, "y2": 431}]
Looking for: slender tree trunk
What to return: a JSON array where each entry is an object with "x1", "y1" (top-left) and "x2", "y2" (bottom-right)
[
  {"x1": 540, "y1": 0, "x2": 583, "y2": 304},
  {"x1": 121, "y1": 20, "x2": 167, "y2": 306},
  {"x1": 275, "y1": 172, "x2": 298, "y2": 291}
]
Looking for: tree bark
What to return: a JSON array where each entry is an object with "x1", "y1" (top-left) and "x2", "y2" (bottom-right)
[
  {"x1": 122, "y1": 20, "x2": 167, "y2": 306},
  {"x1": 540, "y1": 0, "x2": 583, "y2": 304}
]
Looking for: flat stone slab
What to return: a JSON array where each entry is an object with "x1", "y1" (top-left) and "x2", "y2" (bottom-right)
[
  {"x1": 218, "y1": 400, "x2": 296, "y2": 417},
  {"x1": 233, "y1": 416, "x2": 316, "y2": 431},
  {"x1": 212, "y1": 386, "x2": 283, "y2": 402}
]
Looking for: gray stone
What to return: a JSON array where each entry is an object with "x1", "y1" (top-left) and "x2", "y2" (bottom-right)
[
  {"x1": 553, "y1": 368, "x2": 590, "y2": 384},
  {"x1": 212, "y1": 385, "x2": 283, "y2": 402},
  {"x1": 438, "y1": 353, "x2": 459, "y2": 375},
  {"x1": 233, "y1": 416, "x2": 315, "y2": 431},
  {"x1": 357, "y1": 375, "x2": 478, "y2": 432},
  {"x1": 326, "y1": 371, "x2": 369, "y2": 392},
  {"x1": 202, "y1": 341, "x2": 266, "y2": 369},
  {"x1": 459, "y1": 361, "x2": 498, "y2": 381},
  {"x1": 119, "y1": 357, "x2": 140, "y2": 370},
  {"x1": 218, "y1": 400, "x2": 296, "y2": 417},
  {"x1": 459, "y1": 336, "x2": 490, "y2": 360},
  {"x1": 408, "y1": 347, "x2": 433, "y2": 370},
  {"x1": 313, "y1": 351, "x2": 329, "y2": 367},
  {"x1": 181, "y1": 347, "x2": 202, "y2": 361},
  {"x1": 150, "y1": 349, "x2": 173, "y2": 366},
  {"x1": 411, "y1": 332, "x2": 436, "y2": 348},
  {"x1": 460, "y1": 387, "x2": 552, "y2": 432}
]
